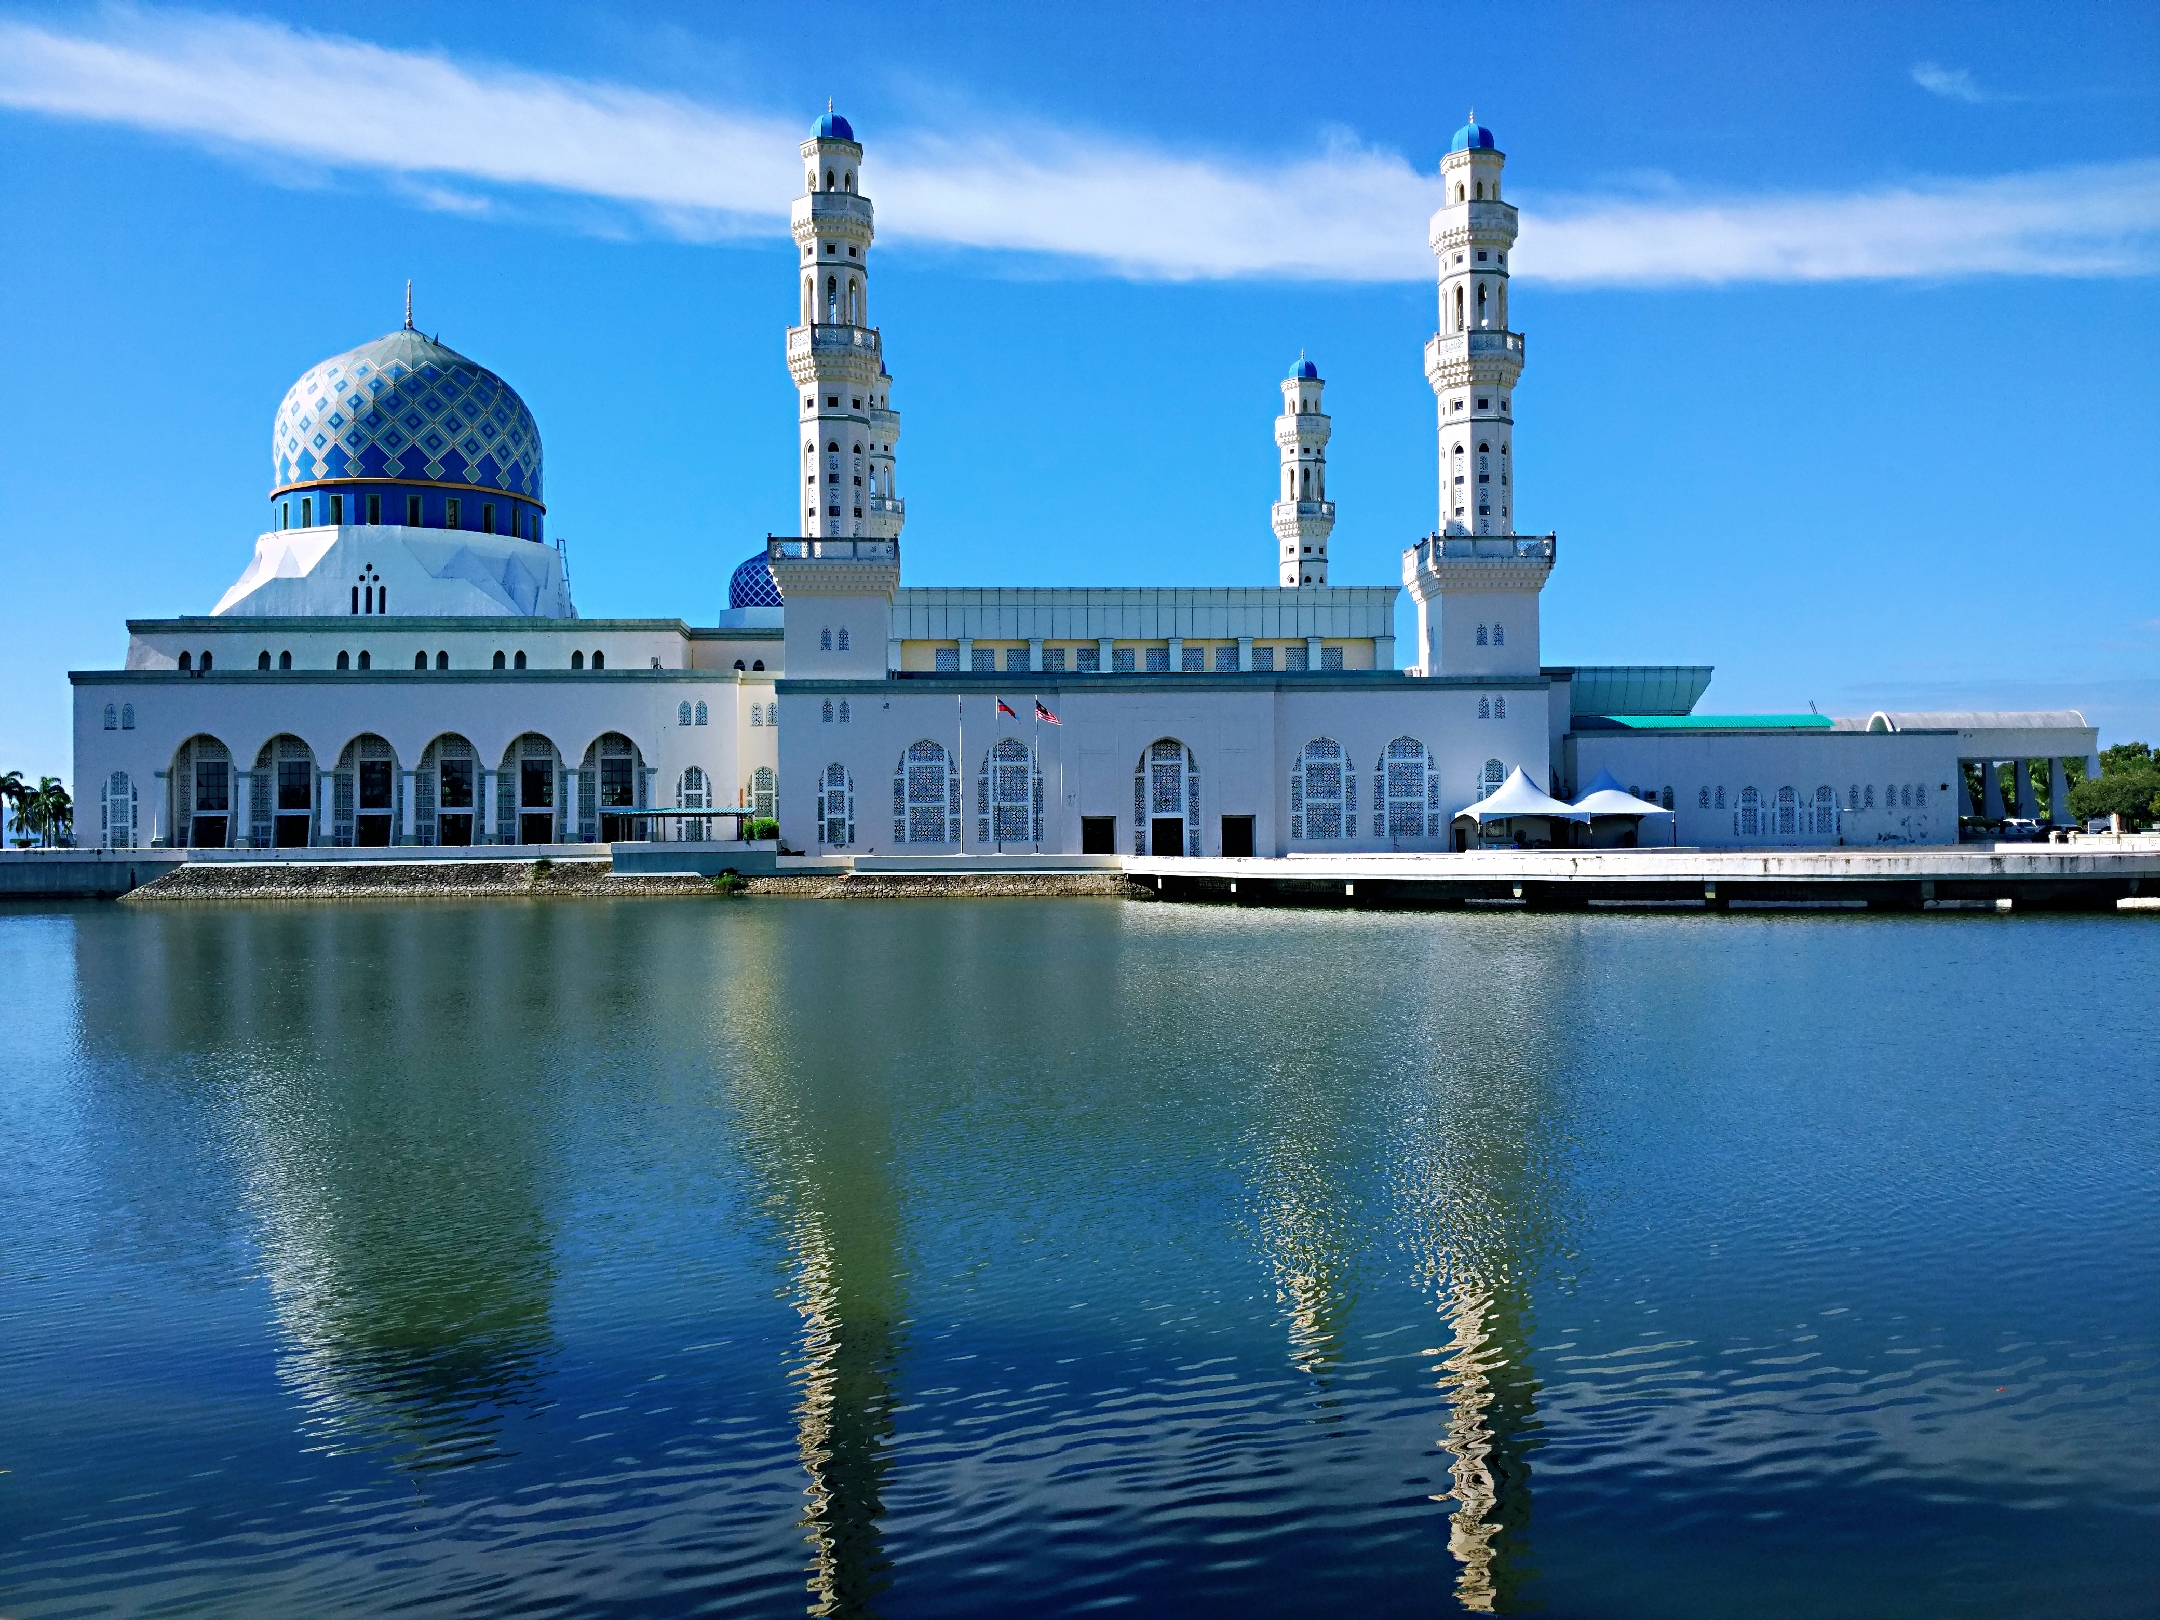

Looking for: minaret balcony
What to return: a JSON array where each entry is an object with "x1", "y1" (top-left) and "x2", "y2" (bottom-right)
[
  {"x1": 791, "y1": 193, "x2": 875, "y2": 229},
  {"x1": 770, "y1": 535, "x2": 896, "y2": 562},
  {"x1": 1426, "y1": 330, "x2": 1524, "y2": 365},
  {"x1": 788, "y1": 324, "x2": 883, "y2": 362},
  {"x1": 868, "y1": 494, "x2": 905, "y2": 518}
]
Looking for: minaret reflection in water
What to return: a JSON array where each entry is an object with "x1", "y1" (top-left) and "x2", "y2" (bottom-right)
[
  {"x1": 1393, "y1": 967, "x2": 1569, "y2": 1613},
  {"x1": 722, "y1": 913, "x2": 907, "y2": 1620}
]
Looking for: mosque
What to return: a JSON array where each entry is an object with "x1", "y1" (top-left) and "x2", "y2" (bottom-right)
[{"x1": 69, "y1": 113, "x2": 2096, "y2": 856}]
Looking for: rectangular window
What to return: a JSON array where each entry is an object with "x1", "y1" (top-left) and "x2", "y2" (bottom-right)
[
  {"x1": 438, "y1": 758, "x2": 474, "y2": 809},
  {"x1": 1251, "y1": 646, "x2": 1276, "y2": 671},
  {"x1": 446, "y1": 497, "x2": 461, "y2": 530},
  {"x1": 1284, "y1": 644, "x2": 1308, "y2": 671},
  {"x1": 358, "y1": 760, "x2": 394, "y2": 811},
  {"x1": 935, "y1": 647, "x2": 960, "y2": 672},
  {"x1": 1113, "y1": 647, "x2": 1136, "y2": 673},
  {"x1": 367, "y1": 494, "x2": 381, "y2": 525},
  {"x1": 329, "y1": 494, "x2": 344, "y2": 525},
  {"x1": 1181, "y1": 645, "x2": 1204, "y2": 672},
  {"x1": 1042, "y1": 646, "x2": 1066, "y2": 672},
  {"x1": 407, "y1": 495, "x2": 422, "y2": 526},
  {"x1": 281, "y1": 501, "x2": 290, "y2": 529},
  {"x1": 1076, "y1": 646, "x2": 1100, "y2": 673},
  {"x1": 276, "y1": 760, "x2": 311, "y2": 811},
  {"x1": 971, "y1": 647, "x2": 995, "y2": 672},
  {"x1": 300, "y1": 497, "x2": 312, "y2": 526},
  {"x1": 1005, "y1": 647, "x2": 1028, "y2": 672},
  {"x1": 196, "y1": 760, "x2": 230, "y2": 812},
  {"x1": 520, "y1": 758, "x2": 554, "y2": 808},
  {"x1": 1215, "y1": 646, "x2": 1237, "y2": 672},
  {"x1": 600, "y1": 757, "x2": 634, "y2": 808},
  {"x1": 1145, "y1": 647, "x2": 1170, "y2": 672},
  {"x1": 1321, "y1": 645, "x2": 1344, "y2": 670},
  {"x1": 482, "y1": 503, "x2": 495, "y2": 534}
]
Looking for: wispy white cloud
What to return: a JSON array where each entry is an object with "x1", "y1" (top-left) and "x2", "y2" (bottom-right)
[
  {"x1": 1, "y1": 10, "x2": 2155, "y2": 286},
  {"x1": 1911, "y1": 62, "x2": 1991, "y2": 104}
]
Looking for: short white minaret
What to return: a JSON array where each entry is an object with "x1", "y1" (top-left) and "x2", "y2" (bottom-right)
[
  {"x1": 1403, "y1": 115, "x2": 1553, "y2": 680},
  {"x1": 787, "y1": 107, "x2": 903, "y2": 543},
  {"x1": 1272, "y1": 356, "x2": 1334, "y2": 587},
  {"x1": 1426, "y1": 111, "x2": 1521, "y2": 538}
]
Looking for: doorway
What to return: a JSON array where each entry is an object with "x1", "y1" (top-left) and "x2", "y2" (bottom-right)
[
  {"x1": 1151, "y1": 816, "x2": 1185, "y2": 857},
  {"x1": 520, "y1": 812, "x2": 554, "y2": 846},
  {"x1": 437, "y1": 812, "x2": 473, "y2": 847},
  {"x1": 189, "y1": 816, "x2": 227, "y2": 849},
  {"x1": 1220, "y1": 815, "x2": 1254, "y2": 857},
  {"x1": 1080, "y1": 816, "x2": 1116, "y2": 854}
]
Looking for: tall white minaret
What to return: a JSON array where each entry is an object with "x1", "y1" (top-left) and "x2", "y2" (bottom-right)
[
  {"x1": 1403, "y1": 115, "x2": 1553, "y2": 683},
  {"x1": 1426, "y1": 112, "x2": 1521, "y2": 537},
  {"x1": 788, "y1": 107, "x2": 902, "y2": 542},
  {"x1": 1272, "y1": 356, "x2": 1334, "y2": 586}
]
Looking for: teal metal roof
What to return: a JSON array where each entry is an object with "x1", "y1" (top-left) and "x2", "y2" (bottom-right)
[
  {"x1": 1559, "y1": 665, "x2": 1713, "y2": 716},
  {"x1": 1574, "y1": 713, "x2": 1833, "y2": 731}
]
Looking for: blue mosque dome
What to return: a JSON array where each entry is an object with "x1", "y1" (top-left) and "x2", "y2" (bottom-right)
[
  {"x1": 1450, "y1": 113, "x2": 1496, "y2": 152},
  {"x1": 271, "y1": 325, "x2": 543, "y2": 513},
  {"x1": 816, "y1": 108, "x2": 855, "y2": 142},
  {"x1": 1290, "y1": 357, "x2": 1319, "y2": 379},
  {"x1": 728, "y1": 549, "x2": 784, "y2": 610}
]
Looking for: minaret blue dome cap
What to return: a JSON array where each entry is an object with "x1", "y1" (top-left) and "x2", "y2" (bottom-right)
[
  {"x1": 728, "y1": 550, "x2": 784, "y2": 610},
  {"x1": 1289, "y1": 357, "x2": 1319, "y2": 379},
  {"x1": 816, "y1": 108, "x2": 855, "y2": 141},
  {"x1": 1450, "y1": 112, "x2": 1496, "y2": 152}
]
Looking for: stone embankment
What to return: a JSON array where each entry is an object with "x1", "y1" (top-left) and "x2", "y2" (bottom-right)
[{"x1": 122, "y1": 860, "x2": 1145, "y2": 904}]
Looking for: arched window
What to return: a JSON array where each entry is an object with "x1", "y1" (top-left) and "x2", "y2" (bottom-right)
[
  {"x1": 838, "y1": 700, "x2": 850, "y2": 723},
  {"x1": 514, "y1": 651, "x2": 527, "y2": 670},
  {"x1": 1482, "y1": 758, "x2": 1506, "y2": 799},
  {"x1": 1915, "y1": 783, "x2": 1927, "y2": 807},
  {"x1": 571, "y1": 650, "x2": 585, "y2": 669},
  {"x1": 1477, "y1": 281, "x2": 1488, "y2": 322},
  {"x1": 1478, "y1": 696, "x2": 1490, "y2": 719},
  {"x1": 279, "y1": 651, "x2": 292, "y2": 670},
  {"x1": 178, "y1": 651, "x2": 191, "y2": 671},
  {"x1": 493, "y1": 650, "x2": 506, "y2": 669},
  {"x1": 1474, "y1": 180, "x2": 1484, "y2": 199},
  {"x1": 977, "y1": 738, "x2": 1043, "y2": 845},
  {"x1": 826, "y1": 276, "x2": 837, "y2": 321},
  {"x1": 415, "y1": 651, "x2": 428, "y2": 670},
  {"x1": 764, "y1": 702, "x2": 776, "y2": 725},
  {"x1": 103, "y1": 703, "x2": 117, "y2": 729},
  {"x1": 1492, "y1": 623, "x2": 1504, "y2": 646},
  {"x1": 820, "y1": 626, "x2": 833, "y2": 652},
  {"x1": 357, "y1": 651, "x2": 370, "y2": 670},
  {"x1": 121, "y1": 704, "x2": 134, "y2": 729},
  {"x1": 1377, "y1": 736, "x2": 1438, "y2": 842},
  {"x1": 1134, "y1": 739, "x2": 1200, "y2": 856},
  {"x1": 695, "y1": 701, "x2": 709, "y2": 726},
  {"x1": 436, "y1": 651, "x2": 448, "y2": 670},
  {"x1": 896, "y1": 739, "x2": 960, "y2": 844},
  {"x1": 1738, "y1": 786, "x2": 1761, "y2": 837},
  {"x1": 752, "y1": 765, "x2": 776, "y2": 821},
  {"x1": 679, "y1": 702, "x2": 693, "y2": 726},
  {"x1": 1454, "y1": 285, "x2": 1464, "y2": 331},
  {"x1": 258, "y1": 651, "x2": 271, "y2": 671},
  {"x1": 1776, "y1": 786, "x2": 1798, "y2": 833},
  {"x1": 678, "y1": 766, "x2": 709, "y2": 841},
  {"x1": 335, "y1": 651, "x2": 348, "y2": 671},
  {"x1": 734, "y1": 659, "x2": 746, "y2": 671},
  {"x1": 837, "y1": 627, "x2": 851, "y2": 651},
  {"x1": 1848, "y1": 784, "x2": 1860, "y2": 809},
  {"x1": 822, "y1": 699, "x2": 834, "y2": 723},
  {"x1": 753, "y1": 660, "x2": 765, "y2": 671},
  {"x1": 1699, "y1": 787, "x2": 1711, "y2": 809},
  {"x1": 1476, "y1": 624, "x2": 1488, "y2": 646},
  {"x1": 1494, "y1": 694, "x2": 1506, "y2": 719},
  {"x1": 819, "y1": 762, "x2": 855, "y2": 846},
  {"x1": 104, "y1": 771, "x2": 136, "y2": 849},
  {"x1": 592, "y1": 651, "x2": 604, "y2": 670},
  {"x1": 1864, "y1": 784, "x2": 1875, "y2": 809},
  {"x1": 749, "y1": 704, "x2": 762, "y2": 727},
  {"x1": 1289, "y1": 737, "x2": 1352, "y2": 840},
  {"x1": 1901, "y1": 783, "x2": 1913, "y2": 808},
  {"x1": 1815, "y1": 785, "x2": 1837, "y2": 831}
]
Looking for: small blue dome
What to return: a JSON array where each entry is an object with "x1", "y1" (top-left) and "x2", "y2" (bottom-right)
[
  {"x1": 1289, "y1": 358, "x2": 1319, "y2": 380},
  {"x1": 1450, "y1": 116, "x2": 1496, "y2": 152},
  {"x1": 729, "y1": 550, "x2": 783, "y2": 610},
  {"x1": 816, "y1": 109, "x2": 855, "y2": 142}
]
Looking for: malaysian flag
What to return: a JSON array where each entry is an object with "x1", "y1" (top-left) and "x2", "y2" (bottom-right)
[
  {"x1": 996, "y1": 698, "x2": 1018, "y2": 718},
  {"x1": 1034, "y1": 700, "x2": 1061, "y2": 725}
]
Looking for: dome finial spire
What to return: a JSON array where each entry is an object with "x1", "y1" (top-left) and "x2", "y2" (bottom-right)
[{"x1": 404, "y1": 279, "x2": 413, "y2": 330}]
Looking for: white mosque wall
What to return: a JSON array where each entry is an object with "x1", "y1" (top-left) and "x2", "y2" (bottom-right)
[
  {"x1": 121, "y1": 618, "x2": 780, "y2": 675},
  {"x1": 775, "y1": 676, "x2": 1554, "y2": 858}
]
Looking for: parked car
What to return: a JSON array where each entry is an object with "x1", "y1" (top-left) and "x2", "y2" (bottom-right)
[{"x1": 1998, "y1": 818, "x2": 2042, "y2": 842}]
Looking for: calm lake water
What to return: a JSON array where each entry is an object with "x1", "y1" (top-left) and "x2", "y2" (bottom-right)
[{"x1": 2, "y1": 897, "x2": 2155, "y2": 1618}]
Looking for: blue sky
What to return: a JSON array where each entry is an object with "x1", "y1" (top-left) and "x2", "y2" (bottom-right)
[{"x1": 1, "y1": 1, "x2": 2156, "y2": 782}]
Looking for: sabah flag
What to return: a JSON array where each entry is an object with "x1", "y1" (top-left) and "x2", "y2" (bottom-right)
[
  {"x1": 1034, "y1": 700, "x2": 1061, "y2": 725},
  {"x1": 996, "y1": 698, "x2": 1019, "y2": 718}
]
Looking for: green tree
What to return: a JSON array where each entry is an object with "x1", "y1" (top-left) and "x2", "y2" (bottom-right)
[
  {"x1": 20, "y1": 777, "x2": 73, "y2": 848},
  {"x1": 0, "y1": 770, "x2": 23, "y2": 845},
  {"x1": 2067, "y1": 741, "x2": 2160, "y2": 830}
]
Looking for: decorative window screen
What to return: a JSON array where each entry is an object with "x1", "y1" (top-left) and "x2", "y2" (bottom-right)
[
  {"x1": 819, "y1": 763, "x2": 854, "y2": 847},
  {"x1": 1132, "y1": 739, "x2": 1200, "y2": 855},
  {"x1": 1289, "y1": 737, "x2": 1352, "y2": 839},
  {"x1": 1376, "y1": 736, "x2": 1438, "y2": 840},
  {"x1": 894, "y1": 741, "x2": 958, "y2": 844},
  {"x1": 976, "y1": 738, "x2": 1042, "y2": 845}
]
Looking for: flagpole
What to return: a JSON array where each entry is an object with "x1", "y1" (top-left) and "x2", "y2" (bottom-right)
[
  {"x1": 956, "y1": 690, "x2": 964, "y2": 855},
  {"x1": 1032, "y1": 697, "x2": 1040, "y2": 853}
]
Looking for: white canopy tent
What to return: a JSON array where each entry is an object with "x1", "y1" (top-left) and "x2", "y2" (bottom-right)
[
  {"x1": 1457, "y1": 767, "x2": 1587, "y2": 825},
  {"x1": 1571, "y1": 766, "x2": 1676, "y2": 847}
]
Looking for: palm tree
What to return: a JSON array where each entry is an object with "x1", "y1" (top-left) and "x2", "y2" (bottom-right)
[
  {"x1": 0, "y1": 770, "x2": 22, "y2": 846},
  {"x1": 23, "y1": 777, "x2": 72, "y2": 848}
]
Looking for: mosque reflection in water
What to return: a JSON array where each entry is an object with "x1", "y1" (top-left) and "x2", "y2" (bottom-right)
[{"x1": 70, "y1": 902, "x2": 1561, "y2": 1615}]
